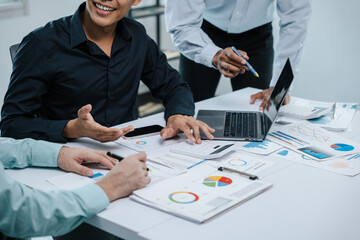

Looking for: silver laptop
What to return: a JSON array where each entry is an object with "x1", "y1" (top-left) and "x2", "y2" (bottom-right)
[{"x1": 197, "y1": 58, "x2": 294, "y2": 141}]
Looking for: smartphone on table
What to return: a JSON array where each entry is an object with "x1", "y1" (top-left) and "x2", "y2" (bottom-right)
[{"x1": 124, "y1": 125, "x2": 163, "y2": 139}]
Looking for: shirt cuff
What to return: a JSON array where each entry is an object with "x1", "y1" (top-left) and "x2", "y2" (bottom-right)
[
  {"x1": 199, "y1": 45, "x2": 222, "y2": 69},
  {"x1": 71, "y1": 184, "x2": 110, "y2": 215},
  {"x1": 30, "y1": 140, "x2": 63, "y2": 167},
  {"x1": 48, "y1": 120, "x2": 70, "y2": 143}
]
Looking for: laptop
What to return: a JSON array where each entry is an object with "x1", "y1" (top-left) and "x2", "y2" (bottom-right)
[{"x1": 197, "y1": 58, "x2": 294, "y2": 141}]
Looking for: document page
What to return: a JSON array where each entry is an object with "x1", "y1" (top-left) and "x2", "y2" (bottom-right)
[
  {"x1": 131, "y1": 164, "x2": 272, "y2": 223},
  {"x1": 267, "y1": 121, "x2": 360, "y2": 161}
]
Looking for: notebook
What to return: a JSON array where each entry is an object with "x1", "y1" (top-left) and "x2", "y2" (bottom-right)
[{"x1": 197, "y1": 58, "x2": 294, "y2": 141}]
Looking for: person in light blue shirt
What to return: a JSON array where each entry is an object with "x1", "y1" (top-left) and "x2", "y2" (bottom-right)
[
  {"x1": 165, "y1": 0, "x2": 311, "y2": 108},
  {"x1": 0, "y1": 137, "x2": 150, "y2": 239}
]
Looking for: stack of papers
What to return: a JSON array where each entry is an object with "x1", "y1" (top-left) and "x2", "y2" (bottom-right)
[
  {"x1": 277, "y1": 97, "x2": 358, "y2": 132},
  {"x1": 131, "y1": 165, "x2": 272, "y2": 223}
]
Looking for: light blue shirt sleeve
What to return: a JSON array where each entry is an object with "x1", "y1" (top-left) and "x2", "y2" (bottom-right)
[
  {"x1": 165, "y1": 0, "x2": 311, "y2": 84},
  {"x1": 0, "y1": 138, "x2": 109, "y2": 238}
]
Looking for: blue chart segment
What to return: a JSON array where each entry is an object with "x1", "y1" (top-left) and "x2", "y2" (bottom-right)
[
  {"x1": 299, "y1": 146, "x2": 332, "y2": 159},
  {"x1": 277, "y1": 150, "x2": 289, "y2": 156},
  {"x1": 348, "y1": 154, "x2": 360, "y2": 160},
  {"x1": 243, "y1": 140, "x2": 270, "y2": 150},
  {"x1": 331, "y1": 143, "x2": 354, "y2": 152}
]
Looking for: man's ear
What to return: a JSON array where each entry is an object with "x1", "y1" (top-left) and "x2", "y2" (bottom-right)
[{"x1": 133, "y1": 0, "x2": 142, "y2": 6}]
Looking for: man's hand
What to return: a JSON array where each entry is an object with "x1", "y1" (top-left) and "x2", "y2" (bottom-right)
[
  {"x1": 212, "y1": 47, "x2": 249, "y2": 78},
  {"x1": 62, "y1": 104, "x2": 134, "y2": 142},
  {"x1": 57, "y1": 147, "x2": 116, "y2": 177},
  {"x1": 250, "y1": 87, "x2": 290, "y2": 110},
  {"x1": 160, "y1": 114, "x2": 215, "y2": 144},
  {"x1": 96, "y1": 152, "x2": 151, "y2": 202}
]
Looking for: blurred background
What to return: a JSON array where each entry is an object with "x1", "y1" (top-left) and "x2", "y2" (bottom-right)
[{"x1": 0, "y1": 0, "x2": 358, "y2": 117}]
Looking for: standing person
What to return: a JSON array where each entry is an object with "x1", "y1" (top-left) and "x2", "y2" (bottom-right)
[
  {"x1": 0, "y1": 137, "x2": 150, "y2": 239},
  {"x1": 0, "y1": 0, "x2": 215, "y2": 145},
  {"x1": 165, "y1": 0, "x2": 311, "y2": 106}
]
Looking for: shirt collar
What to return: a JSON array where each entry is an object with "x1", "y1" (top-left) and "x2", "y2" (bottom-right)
[
  {"x1": 70, "y1": 2, "x2": 132, "y2": 48},
  {"x1": 70, "y1": 2, "x2": 87, "y2": 48}
]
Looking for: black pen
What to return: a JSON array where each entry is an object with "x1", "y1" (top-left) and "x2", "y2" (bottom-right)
[
  {"x1": 107, "y1": 151, "x2": 124, "y2": 161},
  {"x1": 107, "y1": 151, "x2": 149, "y2": 171},
  {"x1": 218, "y1": 166, "x2": 258, "y2": 180}
]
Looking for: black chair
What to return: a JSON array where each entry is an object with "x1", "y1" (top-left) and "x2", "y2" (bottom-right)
[{"x1": 9, "y1": 43, "x2": 20, "y2": 63}]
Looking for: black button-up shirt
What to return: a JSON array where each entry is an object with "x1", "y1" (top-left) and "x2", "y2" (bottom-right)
[{"x1": 1, "y1": 3, "x2": 194, "y2": 143}]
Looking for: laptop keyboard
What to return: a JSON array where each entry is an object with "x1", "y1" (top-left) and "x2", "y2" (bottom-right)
[{"x1": 224, "y1": 112, "x2": 258, "y2": 138}]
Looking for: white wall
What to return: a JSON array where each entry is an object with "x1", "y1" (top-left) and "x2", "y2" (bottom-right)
[{"x1": 0, "y1": 0, "x2": 359, "y2": 108}]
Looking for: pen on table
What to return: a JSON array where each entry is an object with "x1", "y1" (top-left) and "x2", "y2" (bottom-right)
[
  {"x1": 231, "y1": 46, "x2": 259, "y2": 78},
  {"x1": 332, "y1": 102, "x2": 338, "y2": 119},
  {"x1": 107, "y1": 151, "x2": 149, "y2": 171},
  {"x1": 218, "y1": 166, "x2": 258, "y2": 180}
]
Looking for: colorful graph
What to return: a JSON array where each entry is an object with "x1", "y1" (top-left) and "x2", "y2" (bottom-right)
[
  {"x1": 299, "y1": 146, "x2": 332, "y2": 159},
  {"x1": 136, "y1": 141, "x2": 147, "y2": 145},
  {"x1": 169, "y1": 191, "x2": 199, "y2": 204},
  {"x1": 243, "y1": 140, "x2": 270, "y2": 150},
  {"x1": 202, "y1": 176, "x2": 232, "y2": 187},
  {"x1": 268, "y1": 131, "x2": 308, "y2": 147},
  {"x1": 228, "y1": 159, "x2": 247, "y2": 166},
  {"x1": 277, "y1": 150, "x2": 289, "y2": 156},
  {"x1": 330, "y1": 143, "x2": 354, "y2": 152}
]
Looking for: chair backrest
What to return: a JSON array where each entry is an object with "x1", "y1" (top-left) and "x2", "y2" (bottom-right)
[{"x1": 9, "y1": 43, "x2": 20, "y2": 63}]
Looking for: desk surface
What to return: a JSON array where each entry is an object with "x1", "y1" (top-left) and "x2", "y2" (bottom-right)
[{"x1": 6, "y1": 88, "x2": 360, "y2": 240}]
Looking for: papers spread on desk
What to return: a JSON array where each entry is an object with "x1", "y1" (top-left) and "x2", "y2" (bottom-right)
[
  {"x1": 272, "y1": 148, "x2": 360, "y2": 176},
  {"x1": 115, "y1": 134, "x2": 186, "y2": 152},
  {"x1": 277, "y1": 97, "x2": 358, "y2": 132},
  {"x1": 235, "y1": 139, "x2": 282, "y2": 155},
  {"x1": 267, "y1": 121, "x2": 360, "y2": 161},
  {"x1": 46, "y1": 161, "x2": 182, "y2": 190},
  {"x1": 131, "y1": 164, "x2": 272, "y2": 223},
  {"x1": 208, "y1": 151, "x2": 274, "y2": 174}
]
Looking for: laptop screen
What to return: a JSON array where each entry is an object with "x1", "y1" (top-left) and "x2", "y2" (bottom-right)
[{"x1": 263, "y1": 59, "x2": 294, "y2": 123}]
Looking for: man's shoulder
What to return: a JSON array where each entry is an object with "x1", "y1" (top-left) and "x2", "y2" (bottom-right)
[
  {"x1": 30, "y1": 15, "x2": 72, "y2": 42},
  {"x1": 122, "y1": 17, "x2": 147, "y2": 34}
]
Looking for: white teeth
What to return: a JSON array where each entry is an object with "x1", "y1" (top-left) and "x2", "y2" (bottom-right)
[{"x1": 95, "y1": 2, "x2": 115, "y2": 11}]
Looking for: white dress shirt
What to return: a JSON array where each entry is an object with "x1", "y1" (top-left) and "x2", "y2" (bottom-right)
[{"x1": 165, "y1": 0, "x2": 311, "y2": 86}]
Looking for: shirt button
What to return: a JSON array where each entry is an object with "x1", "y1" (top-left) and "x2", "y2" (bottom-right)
[{"x1": 236, "y1": 11, "x2": 240, "y2": 15}]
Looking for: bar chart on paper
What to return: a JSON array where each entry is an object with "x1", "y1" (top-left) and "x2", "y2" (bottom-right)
[
  {"x1": 267, "y1": 121, "x2": 360, "y2": 160},
  {"x1": 237, "y1": 139, "x2": 282, "y2": 155}
]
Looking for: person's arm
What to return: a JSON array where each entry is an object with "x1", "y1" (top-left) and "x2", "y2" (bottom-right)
[
  {"x1": 141, "y1": 35, "x2": 195, "y2": 121},
  {"x1": 165, "y1": 0, "x2": 221, "y2": 68},
  {"x1": 271, "y1": 0, "x2": 312, "y2": 86},
  {"x1": 0, "y1": 33, "x2": 69, "y2": 142},
  {"x1": 0, "y1": 138, "x2": 109, "y2": 238},
  {"x1": 0, "y1": 166, "x2": 109, "y2": 238},
  {"x1": 0, "y1": 138, "x2": 149, "y2": 238}
]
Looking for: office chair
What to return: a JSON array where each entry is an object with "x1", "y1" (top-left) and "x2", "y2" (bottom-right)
[{"x1": 9, "y1": 43, "x2": 20, "y2": 63}]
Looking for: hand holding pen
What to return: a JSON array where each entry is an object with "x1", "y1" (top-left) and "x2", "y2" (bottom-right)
[
  {"x1": 211, "y1": 47, "x2": 252, "y2": 78},
  {"x1": 231, "y1": 46, "x2": 259, "y2": 78}
]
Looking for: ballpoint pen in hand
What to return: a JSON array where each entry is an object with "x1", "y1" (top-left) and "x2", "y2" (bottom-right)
[
  {"x1": 107, "y1": 151, "x2": 149, "y2": 171},
  {"x1": 231, "y1": 46, "x2": 259, "y2": 78}
]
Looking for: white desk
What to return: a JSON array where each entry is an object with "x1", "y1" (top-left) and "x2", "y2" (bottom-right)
[{"x1": 6, "y1": 88, "x2": 360, "y2": 240}]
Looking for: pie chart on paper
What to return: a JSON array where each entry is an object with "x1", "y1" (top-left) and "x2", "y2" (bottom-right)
[
  {"x1": 330, "y1": 143, "x2": 354, "y2": 152},
  {"x1": 202, "y1": 176, "x2": 232, "y2": 187}
]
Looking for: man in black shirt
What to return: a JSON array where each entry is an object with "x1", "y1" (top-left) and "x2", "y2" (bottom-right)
[{"x1": 0, "y1": 0, "x2": 215, "y2": 144}]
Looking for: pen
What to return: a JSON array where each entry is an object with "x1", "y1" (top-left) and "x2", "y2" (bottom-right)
[
  {"x1": 218, "y1": 166, "x2": 258, "y2": 180},
  {"x1": 231, "y1": 46, "x2": 259, "y2": 78},
  {"x1": 107, "y1": 151, "x2": 149, "y2": 171},
  {"x1": 332, "y1": 102, "x2": 338, "y2": 119},
  {"x1": 107, "y1": 151, "x2": 124, "y2": 161}
]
